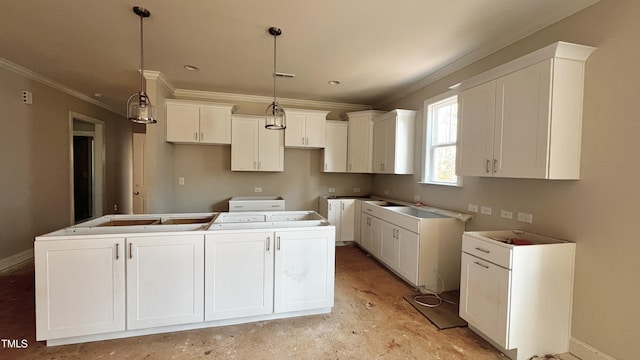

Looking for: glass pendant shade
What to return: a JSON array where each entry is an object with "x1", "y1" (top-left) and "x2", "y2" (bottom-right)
[
  {"x1": 265, "y1": 101, "x2": 286, "y2": 129},
  {"x1": 127, "y1": 91, "x2": 156, "y2": 124}
]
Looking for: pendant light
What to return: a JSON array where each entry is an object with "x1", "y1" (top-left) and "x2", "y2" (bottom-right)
[
  {"x1": 265, "y1": 27, "x2": 285, "y2": 130},
  {"x1": 127, "y1": 6, "x2": 156, "y2": 124}
]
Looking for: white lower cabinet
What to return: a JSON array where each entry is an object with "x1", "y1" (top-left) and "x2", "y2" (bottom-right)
[
  {"x1": 274, "y1": 229, "x2": 335, "y2": 312},
  {"x1": 204, "y1": 232, "x2": 274, "y2": 321},
  {"x1": 318, "y1": 197, "x2": 355, "y2": 242},
  {"x1": 396, "y1": 228, "x2": 420, "y2": 285},
  {"x1": 459, "y1": 231, "x2": 575, "y2": 360},
  {"x1": 35, "y1": 238, "x2": 126, "y2": 340},
  {"x1": 205, "y1": 228, "x2": 335, "y2": 319},
  {"x1": 126, "y1": 235, "x2": 205, "y2": 330}
]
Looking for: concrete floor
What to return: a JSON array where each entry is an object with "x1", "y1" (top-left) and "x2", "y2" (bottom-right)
[{"x1": 0, "y1": 245, "x2": 578, "y2": 360}]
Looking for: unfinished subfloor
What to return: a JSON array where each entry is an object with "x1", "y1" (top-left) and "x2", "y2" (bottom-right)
[{"x1": 0, "y1": 245, "x2": 578, "y2": 359}]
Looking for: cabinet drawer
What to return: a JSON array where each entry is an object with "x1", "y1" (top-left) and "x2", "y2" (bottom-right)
[{"x1": 462, "y1": 235, "x2": 512, "y2": 269}]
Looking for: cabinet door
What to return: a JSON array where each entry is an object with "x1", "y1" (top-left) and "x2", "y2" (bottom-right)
[
  {"x1": 200, "y1": 106, "x2": 231, "y2": 144},
  {"x1": 35, "y1": 238, "x2": 125, "y2": 340},
  {"x1": 383, "y1": 119, "x2": 397, "y2": 173},
  {"x1": 360, "y1": 214, "x2": 373, "y2": 251},
  {"x1": 166, "y1": 103, "x2": 200, "y2": 143},
  {"x1": 322, "y1": 122, "x2": 348, "y2": 172},
  {"x1": 274, "y1": 228, "x2": 335, "y2": 313},
  {"x1": 369, "y1": 217, "x2": 383, "y2": 258},
  {"x1": 347, "y1": 117, "x2": 373, "y2": 173},
  {"x1": 459, "y1": 253, "x2": 511, "y2": 349},
  {"x1": 326, "y1": 200, "x2": 342, "y2": 242},
  {"x1": 231, "y1": 117, "x2": 259, "y2": 171},
  {"x1": 397, "y1": 228, "x2": 420, "y2": 286},
  {"x1": 126, "y1": 235, "x2": 204, "y2": 330},
  {"x1": 457, "y1": 81, "x2": 497, "y2": 177},
  {"x1": 284, "y1": 113, "x2": 306, "y2": 147},
  {"x1": 304, "y1": 114, "x2": 326, "y2": 148},
  {"x1": 339, "y1": 200, "x2": 355, "y2": 242},
  {"x1": 258, "y1": 118, "x2": 285, "y2": 171},
  {"x1": 379, "y1": 221, "x2": 399, "y2": 269},
  {"x1": 372, "y1": 119, "x2": 388, "y2": 173},
  {"x1": 205, "y1": 232, "x2": 274, "y2": 321},
  {"x1": 495, "y1": 60, "x2": 552, "y2": 178}
]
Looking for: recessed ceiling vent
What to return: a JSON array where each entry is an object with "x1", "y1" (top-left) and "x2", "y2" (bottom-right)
[{"x1": 275, "y1": 72, "x2": 296, "y2": 78}]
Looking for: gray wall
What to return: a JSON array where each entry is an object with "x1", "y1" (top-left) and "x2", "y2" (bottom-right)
[
  {"x1": 0, "y1": 65, "x2": 131, "y2": 262},
  {"x1": 373, "y1": 1, "x2": 639, "y2": 358}
]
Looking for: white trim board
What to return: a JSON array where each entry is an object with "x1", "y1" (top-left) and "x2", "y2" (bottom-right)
[
  {"x1": 0, "y1": 248, "x2": 34, "y2": 272},
  {"x1": 0, "y1": 57, "x2": 120, "y2": 115},
  {"x1": 570, "y1": 337, "x2": 617, "y2": 360}
]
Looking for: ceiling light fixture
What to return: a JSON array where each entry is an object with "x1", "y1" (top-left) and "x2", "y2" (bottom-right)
[
  {"x1": 265, "y1": 27, "x2": 285, "y2": 130},
  {"x1": 126, "y1": 6, "x2": 156, "y2": 124},
  {"x1": 183, "y1": 64, "x2": 199, "y2": 71}
]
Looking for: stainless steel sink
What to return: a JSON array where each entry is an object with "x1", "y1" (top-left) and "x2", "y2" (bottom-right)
[{"x1": 385, "y1": 206, "x2": 447, "y2": 219}]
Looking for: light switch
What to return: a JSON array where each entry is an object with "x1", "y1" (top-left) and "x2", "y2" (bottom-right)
[
  {"x1": 178, "y1": 177, "x2": 185, "y2": 185},
  {"x1": 480, "y1": 206, "x2": 492, "y2": 215},
  {"x1": 467, "y1": 204, "x2": 478, "y2": 213}
]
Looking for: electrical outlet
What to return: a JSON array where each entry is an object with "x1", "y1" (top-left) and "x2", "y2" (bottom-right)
[
  {"x1": 328, "y1": 187, "x2": 336, "y2": 193},
  {"x1": 178, "y1": 177, "x2": 185, "y2": 185},
  {"x1": 517, "y1": 212, "x2": 533, "y2": 224},
  {"x1": 21, "y1": 90, "x2": 33, "y2": 104},
  {"x1": 354, "y1": 188, "x2": 360, "y2": 193},
  {"x1": 480, "y1": 206, "x2": 492, "y2": 215},
  {"x1": 467, "y1": 204, "x2": 478, "y2": 213},
  {"x1": 500, "y1": 210, "x2": 513, "y2": 219},
  {"x1": 414, "y1": 195, "x2": 421, "y2": 202},
  {"x1": 254, "y1": 187, "x2": 262, "y2": 193},
  {"x1": 383, "y1": 190, "x2": 389, "y2": 196},
  {"x1": 113, "y1": 204, "x2": 118, "y2": 212}
]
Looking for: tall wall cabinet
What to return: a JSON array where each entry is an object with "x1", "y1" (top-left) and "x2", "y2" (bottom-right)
[
  {"x1": 372, "y1": 109, "x2": 416, "y2": 175},
  {"x1": 322, "y1": 121, "x2": 348, "y2": 173},
  {"x1": 457, "y1": 41, "x2": 596, "y2": 179},
  {"x1": 344, "y1": 110, "x2": 385, "y2": 173}
]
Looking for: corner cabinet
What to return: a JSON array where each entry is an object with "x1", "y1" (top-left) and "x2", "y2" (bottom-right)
[
  {"x1": 166, "y1": 99, "x2": 236, "y2": 145},
  {"x1": 318, "y1": 197, "x2": 355, "y2": 242},
  {"x1": 457, "y1": 41, "x2": 596, "y2": 179},
  {"x1": 372, "y1": 109, "x2": 416, "y2": 174},
  {"x1": 231, "y1": 115, "x2": 284, "y2": 172},
  {"x1": 283, "y1": 108, "x2": 329, "y2": 148},
  {"x1": 344, "y1": 110, "x2": 385, "y2": 173},
  {"x1": 321, "y1": 121, "x2": 348, "y2": 173}
]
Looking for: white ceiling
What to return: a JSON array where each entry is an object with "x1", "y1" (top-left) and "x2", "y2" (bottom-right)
[{"x1": 0, "y1": 0, "x2": 599, "y2": 114}]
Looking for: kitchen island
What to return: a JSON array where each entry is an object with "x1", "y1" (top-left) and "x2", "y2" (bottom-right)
[{"x1": 34, "y1": 211, "x2": 335, "y2": 346}]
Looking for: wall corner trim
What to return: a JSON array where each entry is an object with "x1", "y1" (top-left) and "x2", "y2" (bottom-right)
[
  {"x1": 570, "y1": 337, "x2": 617, "y2": 360},
  {"x1": 0, "y1": 248, "x2": 34, "y2": 272}
]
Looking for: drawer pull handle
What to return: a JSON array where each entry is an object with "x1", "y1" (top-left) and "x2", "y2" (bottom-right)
[
  {"x1": 475, "y1": 247, "x2": 491, "y2": 253},
  {"x1": 474, "y1": 261, "x2": 489, "y2": 269}
]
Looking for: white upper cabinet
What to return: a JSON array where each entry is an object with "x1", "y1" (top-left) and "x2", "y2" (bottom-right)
[
  {"x1": 344, "y1": 110, "x2": 385, "y2": 173},
  {"x1": 166, "y1": 99, "x2": 236, "y2": 144},
  {"x1": 322, "y1": 121, "x2": 348, "y2": 173},
  {"x1": 231, "y1": 115, "x2": 284, "y2": 172},
  {"x1": 283, "y1": 108, "x2": 329, "y2": 148},
  {"x1": 372, "y1": 109, "x2": 417, "y2": 175},
  {"x1": 457, "y1": 41, "x2": 596, "y2": 179}
]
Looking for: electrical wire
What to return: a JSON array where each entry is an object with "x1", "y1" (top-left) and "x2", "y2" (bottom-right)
[{"x1": 413, "y1": 271, "x2": 457, "y2": 308}]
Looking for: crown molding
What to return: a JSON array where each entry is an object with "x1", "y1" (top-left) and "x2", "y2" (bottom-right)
[
  {"x1": 0, "y1": 57, "x2": 121, "y2": 115},
  {"x1": 173, "y1": 88, "x2": 371, "y2": 112},
  {"x1": 143, "y1": 70, "x2": 176, "y2": 94}
]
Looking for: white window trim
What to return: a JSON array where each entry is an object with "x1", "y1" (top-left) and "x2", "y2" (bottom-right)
[{"x1": 420, "y1": 90, "x2": 463, "y2": 187}]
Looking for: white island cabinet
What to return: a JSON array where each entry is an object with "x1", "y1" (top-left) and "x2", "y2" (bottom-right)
[{"x1": 35, "y1": 212, "x2": 335, "y2": 346}]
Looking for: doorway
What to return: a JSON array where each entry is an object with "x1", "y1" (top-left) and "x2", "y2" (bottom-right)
[{"x1": 69, "y1": 112, "x2": 105, "y2": 223}]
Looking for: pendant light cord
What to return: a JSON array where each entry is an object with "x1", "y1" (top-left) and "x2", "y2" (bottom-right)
[
  {"x1": 272, "y1": 31, "x2": 277, "y2": 104},
  {"x1": 139, "y1": 13, "x2": 145, "y2": 94}
]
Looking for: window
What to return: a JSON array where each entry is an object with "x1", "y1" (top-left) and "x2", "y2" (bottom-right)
[{"x1": 422, "y1": 93, "x2": 462, "y2": 186}]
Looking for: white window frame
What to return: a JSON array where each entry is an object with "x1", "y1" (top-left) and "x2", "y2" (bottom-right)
[{"x1": 420, "y1": 91, "x2": 462, "y2": 187}]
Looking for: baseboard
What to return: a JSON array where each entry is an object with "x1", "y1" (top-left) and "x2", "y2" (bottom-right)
[
  {"x1": 0, "y1": 248, "x2": 34, "y2": 272},
  {"x1": 570, "y1": 337, "x2": 616, "y2": 360}
]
